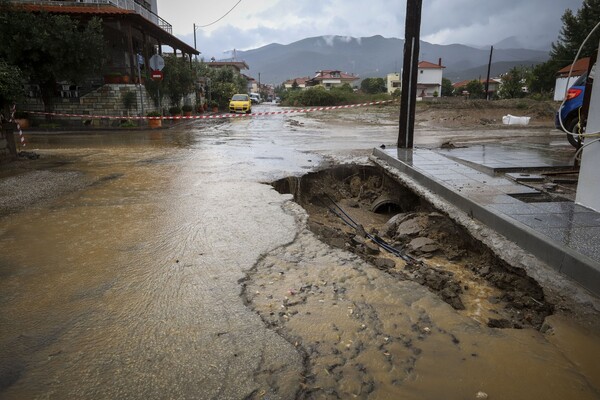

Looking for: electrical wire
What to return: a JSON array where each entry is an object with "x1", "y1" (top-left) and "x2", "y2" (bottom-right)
[
  {"x1": 317, "y1": 195, "x2": 418, "y2": 264},
  {"x1": 195, "y1": 0, "x2": 243, "y2": 28}
]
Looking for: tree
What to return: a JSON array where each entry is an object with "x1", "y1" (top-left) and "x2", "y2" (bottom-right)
[
  {"x1": 291, "y1": 80, "x2": 299, "y2": 90},
  {"x1": 0, "y1": 61, "x2": 24, "y2": 115},
  {"x1": 465, "y1": 80, "x2": 485, "y2": 99},
  {"x1": 529, "y1": 0, "x2": 600, "y2": 94},
  {"x1": 441, "y1": 78, "x2": 454, "y2": 97},
  {"x1": 498, "y1": 67, "x2": 527, "y2": 99},
  {"x1": 360, "y1": 77, "x2": 387, "y2": 94},
  {"x1": 162, "y1": 56, "x2": 196, "y2": 106},
  {"x1": 551, "y1": 0, "x2": 600, "y2": 64},
  {"x1": 0, "y1": 6, "x2": 105, "y2": 113}
]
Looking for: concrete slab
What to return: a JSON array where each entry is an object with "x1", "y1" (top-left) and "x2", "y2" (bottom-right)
[{"x1": 372, "y1": 146, "x2": 600, "y2": 296}]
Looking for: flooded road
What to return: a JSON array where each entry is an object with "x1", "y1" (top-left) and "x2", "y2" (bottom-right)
[{"x1": 1, "y1": 104, "x2": 599, "y2": 399}]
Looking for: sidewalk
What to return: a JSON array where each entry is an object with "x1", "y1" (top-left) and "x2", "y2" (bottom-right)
[{"x1": 372, "y1": 145, "x2": 600, "y2": 296}]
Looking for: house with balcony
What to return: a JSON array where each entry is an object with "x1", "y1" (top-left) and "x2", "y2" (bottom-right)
[
  {"x1": 11, "y1": 0, "x2": 199, "y2": 120},
  {"x1": 306, "y1": 70, "x2": 359, "y2": 90}
]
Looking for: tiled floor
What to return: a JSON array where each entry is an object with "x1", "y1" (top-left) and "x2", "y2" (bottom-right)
[{"x1": 373, "y1": 145, "x2": 600, "y2": 295}]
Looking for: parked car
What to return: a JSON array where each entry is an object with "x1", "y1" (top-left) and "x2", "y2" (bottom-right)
[
  {"x1": 555, "y1": 73, "x2": 586, "y2": 148},
  {"x1": 229, "y1": 94, "x2": 252, "y2": 114},
  {"x1": 249, "y1": 93, "x2": 262, "y2": 104}
]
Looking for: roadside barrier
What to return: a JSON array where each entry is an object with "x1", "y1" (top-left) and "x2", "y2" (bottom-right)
[
  {"x1": 25, "y1": 100, "x2": 395, "y2": 121},
  {"x1": 10, "y1": 104, "x2": 26, "y2": 148}
]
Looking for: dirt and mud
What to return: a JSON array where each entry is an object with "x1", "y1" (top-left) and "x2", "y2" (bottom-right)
[{"x1": 240, "y1": 164, "x2": 596, "y2": 399}]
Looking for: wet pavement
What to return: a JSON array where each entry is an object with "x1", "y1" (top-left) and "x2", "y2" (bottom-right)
[{"x1": 1, "y1": 104, "x2": 599, "y2": 399}]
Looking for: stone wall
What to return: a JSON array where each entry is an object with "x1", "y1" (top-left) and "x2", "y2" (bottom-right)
[{"x1": 19, "y1": 84, "x2": 161, "y2": 127}]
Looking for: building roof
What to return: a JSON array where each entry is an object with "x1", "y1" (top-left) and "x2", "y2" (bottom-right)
[
  {"x1": 14, "y1": 3, "x2": 198, "y2": 55},
  {"x1": 313, "y1": 70, "x2": 359, "y2": 80},
  {"x1": 557, "y1": 57, "x2": 590, "y2": 78},
  {"x1": 284, "y1": 77, "x2": 312, "y2": 85},
  {"x1": 453, "y1": 78, "x2": 500, "y2": 88},
  {"x1": 208, "y1": 61, "x2": 249, "y2": 71},
  {"x1": 418, "y1": 61, "x2": 445, "y2": 69}
]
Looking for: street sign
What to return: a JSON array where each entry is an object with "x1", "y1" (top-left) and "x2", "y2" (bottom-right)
[
  {"x1": 149, "y1": 54, "x2": 165, "y2": 71},
  {"x1": 151, "y1": 70, "x2": 163, "y2": 81},
  {"x1": 137, "y1": 53, "x2": 144, "y2": 66}
]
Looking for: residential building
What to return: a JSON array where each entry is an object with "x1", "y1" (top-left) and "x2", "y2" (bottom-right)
[
  {"x1": 11, "y1": 0, "x2": 199, "y2": 119},
  {"x1": 453, "y1": 78, "x2": 502, "y2": 97},
  {"x1": 416, "y1": 60, "x2": 445, "y2": 98},
  {"x1": 386, "y1": 73, "x2": 401, "y2": 94},
  {"x1": 283, "y1": 77, "x2": 312, "y2": 90},
  {"x1": 243, "y1": 75, "x2": 258, "y2": 94},
  {"x1": 554, "y1": 57, "x2": 590, "y2": 101},
  {"x1": 306, "y1": 70, "x2": 359, "y2": 89}
]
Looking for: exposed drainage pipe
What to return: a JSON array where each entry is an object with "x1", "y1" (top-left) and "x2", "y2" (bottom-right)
[{"x1": 370, "y1": 195, "x2": 402, "y2": 213}]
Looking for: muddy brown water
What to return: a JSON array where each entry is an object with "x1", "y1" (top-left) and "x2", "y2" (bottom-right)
[{"x1": 1, "y1": 105, "x2": 599, "y2": 399}]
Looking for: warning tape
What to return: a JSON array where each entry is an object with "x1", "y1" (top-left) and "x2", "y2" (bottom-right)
[
  {"x1": 25, "y1": 100, "x2": 394, "y2": 120},
  {"x1": 10, "y1": 104, "x2": 26, "y2": 148}
]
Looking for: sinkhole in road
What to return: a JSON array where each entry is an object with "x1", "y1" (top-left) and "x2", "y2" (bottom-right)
[{"x1": 271, "y1": 164, "x2": 554, "y2": 330}]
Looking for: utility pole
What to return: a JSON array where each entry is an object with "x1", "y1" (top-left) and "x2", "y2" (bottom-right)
[
  {"x1": 193, "y1": 23, "x2": 198, "y2": 61},
  {"x1": 485, "y1": 45, "x2": 493, "y2": 100},
  {"x1": 398, "y1": 0, "x2": 422, "y2": 148}
]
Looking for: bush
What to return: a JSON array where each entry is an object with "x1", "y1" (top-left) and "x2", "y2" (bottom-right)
[
  {"x1": 147, "y1": 111, "x2": 161, "y2": 117},
  {"x1": 168, "y1": 106, "x2": 182, "y2": 115},
  {"x1": 182, "y1": 104, "x2": 193, "y2": 112},
  {"x1": 120, "y1": 119, "x2": 137, "y2": 127}
]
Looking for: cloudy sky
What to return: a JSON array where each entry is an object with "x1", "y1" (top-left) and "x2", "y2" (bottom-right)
[{"x1": 158, "y1": 0, "x2": 577, "y2": 60}]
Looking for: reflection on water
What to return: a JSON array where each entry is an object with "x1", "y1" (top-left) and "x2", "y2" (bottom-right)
[{"x1": 1, "y1": 109, "x2": 599, "y2": 398}]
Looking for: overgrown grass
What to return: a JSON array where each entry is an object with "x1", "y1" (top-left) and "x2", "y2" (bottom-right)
[{"x1": 281, "y1": 86, "x2": 393, "y2": 107}]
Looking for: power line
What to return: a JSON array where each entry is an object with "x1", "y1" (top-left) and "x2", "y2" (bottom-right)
[{"x1": 195, "y1": 0, "x2": 243, "y2": 28}]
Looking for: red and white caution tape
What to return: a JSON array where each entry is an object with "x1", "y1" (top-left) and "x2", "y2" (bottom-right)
[
  {"x1": 26, "y1": 100, "x2": 394, "y2": 121},
  {"x1": 10, "y1": 105, "x2": 26, "y2": 148}
]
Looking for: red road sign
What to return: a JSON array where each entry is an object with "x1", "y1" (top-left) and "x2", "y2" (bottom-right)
[{"x1": 151, "y1": 70, "x2": 163, "y2": 81}]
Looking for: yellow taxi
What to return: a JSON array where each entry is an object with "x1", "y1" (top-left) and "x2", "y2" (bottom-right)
[{"x1": 229, "y1": 94, "x2": 252, "y2": 114}]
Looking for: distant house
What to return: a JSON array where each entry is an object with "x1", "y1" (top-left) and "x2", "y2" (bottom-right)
[
  {"x1": 283, "y1": 77, "x2": 312, "y2": 90},
  {"x1": 554, "y1": 57, "x2": 590, "y2": 101},
  {"x1": 416, "y1": 60, "x2": 445, "y2": 98},
  {"x1": 453, "y1": 78, "x2": 502, "y2": 97},
  {"x1": 243, "y1": 74, "x2": 258, "y2": 93},
  {"x1": 386, "y1": 73, "x2": 401, "y2": 94},
  {"x1": 306, "y1": 70, "x2": 359, "y2": 89}
]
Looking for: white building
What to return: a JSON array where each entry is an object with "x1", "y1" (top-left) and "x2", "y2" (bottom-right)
[
  {"x1": 416, "y1": 60, "x2": 445, "y2": 98},
  {"x1": 386, "y1": 73, "x2": 401, "y2": 94}
]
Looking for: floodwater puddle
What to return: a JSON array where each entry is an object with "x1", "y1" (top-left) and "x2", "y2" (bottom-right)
[{"x1": 241, "y1": 164, "x2": 599, "y2": 399}]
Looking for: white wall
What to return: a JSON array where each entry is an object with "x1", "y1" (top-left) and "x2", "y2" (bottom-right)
[
  {"x1": 387, "y1": 73, "x2": 400, "y2": 94},
  {"x1": 418, "y1": 69, "x2": 442, "y2": 96}
]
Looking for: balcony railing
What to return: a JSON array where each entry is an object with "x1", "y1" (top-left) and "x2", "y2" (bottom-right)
[{"x1": 15, "y1": 0, "x2": 173, "y2": 34}]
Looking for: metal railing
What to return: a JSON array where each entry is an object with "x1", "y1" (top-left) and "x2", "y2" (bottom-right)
[{"x1": 15, "y1": 0, "x2": 172, "y2": 34}]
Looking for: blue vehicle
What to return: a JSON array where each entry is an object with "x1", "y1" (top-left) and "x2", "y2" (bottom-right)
[{"x1": 555, "y1": 73, "x2": 586, "y2": 148}]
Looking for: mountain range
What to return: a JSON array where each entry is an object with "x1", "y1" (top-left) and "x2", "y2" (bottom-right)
[{"x1": 228, "y1": 35, "x2": 550, "y2": 86}]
